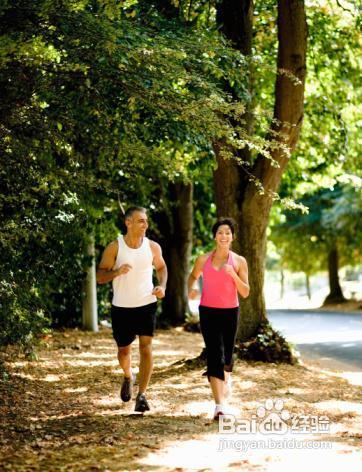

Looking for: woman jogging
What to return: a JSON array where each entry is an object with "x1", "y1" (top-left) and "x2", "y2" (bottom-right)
[{"x1": 188, "y1": 217, "x2": 249, "y2": 420}]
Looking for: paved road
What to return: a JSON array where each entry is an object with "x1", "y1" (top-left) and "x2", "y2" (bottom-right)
[{"x1": 268, "y1": 309, "x2": 362, "y2": 371}]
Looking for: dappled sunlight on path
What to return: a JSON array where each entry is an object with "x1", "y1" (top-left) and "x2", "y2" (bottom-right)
[{"x1": 1, "y1": 327, "x2": 361, "y2": 470}]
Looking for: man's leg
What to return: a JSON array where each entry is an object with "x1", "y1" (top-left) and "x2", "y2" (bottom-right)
[
  {"x1": 138, "y1": 335, "x2": 153, "y2": 394},
  {"x1": 117, "y1": 344, "x2": 132, "y2": 378},
  {"x1": 118, "y1": 343, "x2": 135, "y2": 402}
]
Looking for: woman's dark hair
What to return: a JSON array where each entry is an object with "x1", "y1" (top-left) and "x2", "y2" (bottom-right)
[{"x1": 212, "y1": 217, "x2": 237, "y2": 237}]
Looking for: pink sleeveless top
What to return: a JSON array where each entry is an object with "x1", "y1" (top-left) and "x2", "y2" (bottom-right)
[{"x1": 200, "y1": 252, "x2": 239, "y2": 309}]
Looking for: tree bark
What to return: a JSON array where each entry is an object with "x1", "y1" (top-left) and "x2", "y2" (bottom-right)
[
  {"x1": 214, "y1": 0, "x2": 307, "y2": 340},
  {"x1": 213, "y1": 0, "x2": 254, "y2": 253},
  {"x1": 158, "y1": 182, "x2": 194, "y2": 325},
  {"x1": 82, "y1": 236, "x2": 98, "y2": 332},
  {"x1": 216, "y1": 0, "x2": 253, "y2": 54},
  {"x1": 148, "y1": 2, "x2": 192, "y2": 326},
  {"x1": 324, "y1": 245, "x2": 346, "y2": 304},
  {"x1": 280, "y1": 269, "x2": 285, "y2": 299},
  {"x1": 305, "y1": 273, "x2": 311, "y2": 300}
]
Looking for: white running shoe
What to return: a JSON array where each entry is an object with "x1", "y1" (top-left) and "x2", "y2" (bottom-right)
[{"x1": 213, "y1": 403, "x2": 238, "y2": 420}]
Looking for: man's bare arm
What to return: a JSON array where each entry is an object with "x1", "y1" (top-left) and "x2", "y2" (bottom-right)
[
  {"x1": 96, "y1": 241, "x2": 132, "y2": 284},
  {"x1": 150, "y1": 241, "x2": 167, "y2": 298}
]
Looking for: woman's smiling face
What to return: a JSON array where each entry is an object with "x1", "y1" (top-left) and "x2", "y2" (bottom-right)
[{"x1": 214, "y1": 224, "x2": 233, "y2": 247}]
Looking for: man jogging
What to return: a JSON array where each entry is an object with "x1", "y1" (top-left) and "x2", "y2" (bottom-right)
[{"x1": 97, "y1": 206, "x2": 167, "y2": 412}]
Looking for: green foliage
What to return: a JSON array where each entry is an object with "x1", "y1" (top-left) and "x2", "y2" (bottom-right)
[
  {"x1": 265, "y1": 1, "x2": 361, "y2": 276},
  {"x1": 1, "y1": 0, "x2": 361, "y2": 346},
  {"x1": 281, "y1": 1, "x2": 361, "y2": 194},
  {"x1": 269, "y1": 180, "x2": 362, "y2": 274},
  {"x1": 0, "y1": 0, "x2": 251, "y2": 346}
]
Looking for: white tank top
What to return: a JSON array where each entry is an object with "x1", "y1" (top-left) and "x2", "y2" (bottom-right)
[{"x1": 112, "y1": 236, "x2": 157, "y2": 308}]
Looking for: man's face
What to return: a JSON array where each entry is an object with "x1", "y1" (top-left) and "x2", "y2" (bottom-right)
[{"x1": 126, "y1": 211, "x2": 148, "y2": 236}]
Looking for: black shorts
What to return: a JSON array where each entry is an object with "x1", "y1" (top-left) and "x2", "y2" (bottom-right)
[{"x1": 111, "y1": 302, "x2": 157, "y2": 347}]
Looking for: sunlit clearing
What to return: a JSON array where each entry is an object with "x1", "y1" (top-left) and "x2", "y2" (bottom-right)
[
  {"x1": 72, "y1": 352, "x2": 115, "y2": 359},
  {"x1": 93, "y1": 396, "x2": 122, "y2": 407},
  {"x1": 10, "y1": 361, "x2": 28, "y2": 367},
  {"x1": 64, "y1": 387, "x2": 88, "y2": 393},
  {"x1": 155, "y1": 350, "x2": 185, "y2": 357},
  {"x1": 65, "y1": 360, "x2": 117, "y2": 367},
  {"x1": 140, "y1": 430, "x2": 360, "y2": 470},
  {"x1": 43, "y1": 374, "x2": 62, "y2": 382},
  {"x1": 280, "y1": 387, "x2": 306, "y2": 395},
  {"x1": 13, "y1": 372, "x2": 66, "y2": 383},
  {"x1": 338, "y1": 371, "x2": 362, "y2": 386},
  {"x1": 317, "y1": 367, "x2": 362, "y2": 386},
  {"x1": 238, "y1": 380, "x2": 255, "y2": 390},
  {"x1": 176, "y1": 400, "x2": 213, "y2": 417},
  {"x1": 160, "y1": 383, "x2": 204, "y2": 392},
  {"x1": 13, "y1": 373, "x2": 36, "y2": 380},
  {"x1": 95, "y1": 409, "x2": 124, "y2": 417},
  {"x1": 313, "y1": 400, "x2": 362, "y2": 415}
]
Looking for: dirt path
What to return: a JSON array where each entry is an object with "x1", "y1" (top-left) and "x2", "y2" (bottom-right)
[{"x1": 1, "y1": 327, "x2": 361, "y2": 471}]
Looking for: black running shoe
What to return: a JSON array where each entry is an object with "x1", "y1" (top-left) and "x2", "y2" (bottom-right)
[
  {"x1": 120, "y1": 374, "x2": 134, "y2": 402},
  {"x1": 135, "y1": 393, "x2": 150, "y2": 412}
]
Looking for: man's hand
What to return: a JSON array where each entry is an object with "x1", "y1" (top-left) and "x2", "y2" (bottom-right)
[
  {"x1": 152, "y1": 286, "x2": 165, "y2": 299},
  {"x1": 116, "y1": 263, "x2": 132, "y2": 276},
  {"x1": 188, "y1": 288, "x2": 200, "y2": 300}
]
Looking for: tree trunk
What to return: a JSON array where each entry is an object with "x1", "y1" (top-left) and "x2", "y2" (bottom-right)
[
  {"x1": 216, "y1": 0, "x2": 253, "y2": 55},
  {"x1": 324, "y1": 245, "x2": 346, "y2": 304},
  {"x1": 280, "y1": 269, "x2": 285, "y2": 299},
  {"x1": 213, "y1": 0, "x2": 254, "y2": 255},
  {"x1": 82, "y1": 236, "x2": 98, "y2": 332},
  {"x1": 305, "y1": 273, "x2": 311, "y2": 300},
  {"x1": 214, "y1": 0, "x2": 307, "y2": 340},
  {"x1": 159, "y1": 182, "x2": 193, "y2": 325}
]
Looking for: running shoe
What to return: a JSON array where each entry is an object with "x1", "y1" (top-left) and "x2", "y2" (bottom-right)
[
  {"x1": 213, "y1": 404, "x2": 237, "y2": 421},
  {"x1": 135, "y1": 393, "x2": 150, "y2": 412},
  {"x1": 120, "y1": 373, "x2": 135, "y2": 402}
]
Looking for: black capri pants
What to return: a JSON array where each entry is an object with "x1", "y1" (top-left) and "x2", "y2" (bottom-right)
[{"x1": 199, "y1": 305, "x2": 239, "y2": 381}]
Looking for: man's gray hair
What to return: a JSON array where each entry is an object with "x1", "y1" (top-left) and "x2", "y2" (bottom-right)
[{"x1": 124, "y1": 206, "x2": 147, "y2": 220}]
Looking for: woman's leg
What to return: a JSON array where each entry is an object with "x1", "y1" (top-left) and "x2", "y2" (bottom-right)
[
  {"x1": 210, "y1": 376, "x2": 225, "y2": 405},
  {"x1": 222, "y1": 308, "x2": 239, "y2": 397},
  {"x1": 199, "y1": 306, "x2": 226, "y2": 406}
]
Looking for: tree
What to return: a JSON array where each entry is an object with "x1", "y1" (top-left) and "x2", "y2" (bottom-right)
[
  {"x1": 213, "y1": 0, "x2": 307, "y2": 340},
  {"x1": 267, "y1": 1, "x2": 361, "y2": 306},
  {"x1": 270, "y1": 182, "x2": 362, "y2": 304},
  {"x1": 134, "y1": 0, "x2": 251, "y2": 326},
  {"x1": 0, "y1": 0, "x2": 250, "y2": 344}
]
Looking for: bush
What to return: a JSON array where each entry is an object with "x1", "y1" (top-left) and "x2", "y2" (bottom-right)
[
  {"x1": 0, "y1": 281, "x2": 50, "y2": 347},
  {"x1": 235, "y1": 321, "x2": 299, "y2": 364}
]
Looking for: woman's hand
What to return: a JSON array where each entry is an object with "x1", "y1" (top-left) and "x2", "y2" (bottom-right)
[{"x1": 223, "y1": 264, "x2": 236, "y2": 278}]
